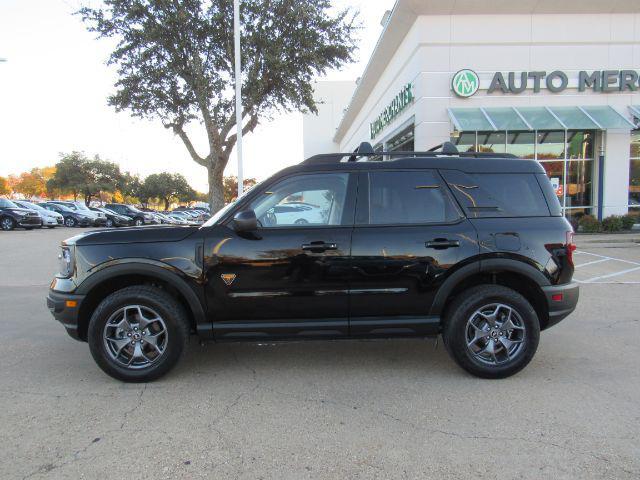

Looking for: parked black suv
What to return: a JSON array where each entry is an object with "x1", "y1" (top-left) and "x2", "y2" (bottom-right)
[
  {"x1": 47, "y1": 143, "x2": 579, "y2": 382},
  {"x1": 104, "y1": 203, "x2": 156, "y2": 226},
  {"x1": 0, "y1": 198, "x2": 42, "y2": 230}
]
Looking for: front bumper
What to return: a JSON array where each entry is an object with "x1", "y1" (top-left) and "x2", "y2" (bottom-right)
[
  {"x1": 43, "y1": 217, "x2": 58, "y2": 226},
  {"x1": 93, "y1": 218, "x2": 108, "y2": 227},
  {"x1": 47, "y1": 289, "x2": 86, "y2": 341},
  {"x1": 541, "y1": 282, "x2": 579, "y2": 329},
  {"x1": 18, "y1": 216, "x2": 42, "y2": 227}
]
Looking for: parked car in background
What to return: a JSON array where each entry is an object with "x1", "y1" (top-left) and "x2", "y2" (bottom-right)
[
  {"x1": 104, "y1": 203, "x2": 157, "y2": 226},
  {"x1": 48, "y1": 201, "x2": 107, "y2": 227},
  {"x1": 168, "y1": 211, "x2": 198, "y2": 225},
  {"x1": 0, "y1": 198, "x2": 42, "y2": 230},
  {"x1": 90, "y1": 207, "x2": 132, "y2": 227},
  {"x1": 40, "y1": 203, "x2": 93, "y2": 227},
  {"x1": 13, "y1": 200, "x2": 63, "y2": 228},
  {"x1": 165, "y1": 212, "x2": 192, "y2": 224},
  {"x1": 272, "y1": 202, "x2": 324, "y2": 225}
]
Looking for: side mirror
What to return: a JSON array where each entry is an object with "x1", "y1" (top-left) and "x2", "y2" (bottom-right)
[{"x1": 232, "y1": 209, "x2": 258, "y2": 232}]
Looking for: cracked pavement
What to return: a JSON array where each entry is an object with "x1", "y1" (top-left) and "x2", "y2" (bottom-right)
[{"x1": 1, "y1": 228, "x2": 639, "y2": 479}]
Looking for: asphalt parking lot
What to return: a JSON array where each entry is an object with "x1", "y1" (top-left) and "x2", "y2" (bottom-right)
[{"x1": 1, "y1": 228, "x2": 639, "y2": 479}]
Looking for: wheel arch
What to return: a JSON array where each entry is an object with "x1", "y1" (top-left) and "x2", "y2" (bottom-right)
[
  {"x1": 430, "y1": 258, "x2": 551, "y2": 330},
  {"x1": 75, "y1": 262, "x2": 207, "y2": 341}
]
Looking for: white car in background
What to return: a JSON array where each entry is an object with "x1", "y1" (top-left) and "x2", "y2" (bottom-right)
[
  {"x1": 272, "y1": 202, "x2": 325, "y2": 225},
  {"x1": 13, "y1": 200, "x2": 63, "y2": 228}
]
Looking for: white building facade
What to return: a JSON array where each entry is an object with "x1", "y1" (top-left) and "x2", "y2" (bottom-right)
[{"x1": 304, "y1": 0, "x2": 640, "y2": 222}]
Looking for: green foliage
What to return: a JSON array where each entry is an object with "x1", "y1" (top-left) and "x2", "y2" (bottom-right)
[
  {"x1": 601, "y1": 215, "x2": 624, "y2": 232},
  {"x1": 48, "y1": 152, "x2": 123, "y2": 204},
  {"x1": 621, "y1": 214, "x2": 638, "y2": 230},
  {"x1": 578, "y1": 215, "x2": 602, "y2": 233},
  {"x1": 77, "y1": 0, "x2": 359, "y2": 211},
  {"x1": 142, "y1": 172, "x2": 197, "y2": 210}
]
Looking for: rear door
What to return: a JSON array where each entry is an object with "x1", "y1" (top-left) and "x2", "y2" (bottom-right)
[{"x1": 349, "y1": 169, "x2": 478, "y2": 336}]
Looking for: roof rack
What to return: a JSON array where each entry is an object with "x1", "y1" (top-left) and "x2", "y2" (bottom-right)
[{"x1": 303, "y1": 141, "x2": 518, "y2": 165}]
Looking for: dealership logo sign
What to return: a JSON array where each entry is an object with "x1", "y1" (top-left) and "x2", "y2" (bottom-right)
[
  {"x1": 452, "y1": 69, "x2": 640, "y2": 97},
  {"x1": 452, "y1": 69, "x2": 480, "y2": 97},
  {"x1": 370, "y1": 83, "x2": 414, "y2": 139}
]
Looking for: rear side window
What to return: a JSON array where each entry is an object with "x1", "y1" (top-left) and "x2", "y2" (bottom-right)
[
  {"x1": 441, "y1": 170, "x2": 550, "y2": 218},
  {"x1": 535, "y1": 173, "x2": 562, "y2": 216},
  {"x1": 366, "y1": 170, "x2": 461, "y2": 225}
]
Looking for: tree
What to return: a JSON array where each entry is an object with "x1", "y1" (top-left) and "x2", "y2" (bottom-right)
[
  {"x1": 48, "y1": 152, "x2": 123, "y2": 204},
  {"x1": 143, "y1": 172, "x2": 196, "y2": 210},
  {"x1": 78, "y1": 0, "x2": 358, "y2": 212},
  {"x1": 13, "y1": 167, "x2": 56, "y2": 198},
  {"x1": 0, "y1": 176, "x2": 9, "y2": 196},
  {"x1": 223, "y1": 175, "x2": 257, "y2": 203}
]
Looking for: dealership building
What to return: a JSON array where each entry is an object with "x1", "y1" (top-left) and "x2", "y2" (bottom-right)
[{"x1": 303, "y1": 0, "x2": 640, "y2": 221}]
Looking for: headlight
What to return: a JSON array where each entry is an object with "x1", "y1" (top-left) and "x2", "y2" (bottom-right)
[{"x1": 58, "y1": 246, "x2": 74, "y2": 277}]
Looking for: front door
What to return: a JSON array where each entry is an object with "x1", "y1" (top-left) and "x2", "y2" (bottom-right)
[
  {"x1": 204, "y1": 171, "x2": 357, "y2": 339},
  {"x1": 349, "y1": 169, "x2": 478, "y2": 336}
]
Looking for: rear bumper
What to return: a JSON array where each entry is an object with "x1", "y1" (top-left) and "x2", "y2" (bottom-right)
[
  {"x1": 46, "y1": 289, "x2": 86, "y2": 341},
  {"x1": 541, "y1": 282, "x2": 579, "y2": 329}
]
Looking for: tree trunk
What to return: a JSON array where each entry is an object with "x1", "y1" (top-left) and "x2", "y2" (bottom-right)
[
  {"x1": 164, "y1": 197, "x2": 170, "y2": 211},
  {"x1": 208, "y1": 165, "x2": 225, "y2": 213}
]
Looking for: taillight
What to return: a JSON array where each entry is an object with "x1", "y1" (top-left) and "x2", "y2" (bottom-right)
[{"x1": 566, "y1": 231, "x2": 576, "y2": 265}]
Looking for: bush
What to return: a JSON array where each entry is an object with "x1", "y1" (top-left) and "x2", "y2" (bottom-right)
[
  {"x1": 578, "y1": 215, "x2": 602, "y2": 233},
  {"x1": 621, "y1": 214, "x2": 637, "y2": 230},
  {"x1": 601, "y1": 215, "x2": 624, "y2": 232}
]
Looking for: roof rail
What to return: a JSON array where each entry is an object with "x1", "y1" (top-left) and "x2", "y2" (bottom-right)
[{"x1": 303, "y1": 141, "x2": 517, "y2": 165}]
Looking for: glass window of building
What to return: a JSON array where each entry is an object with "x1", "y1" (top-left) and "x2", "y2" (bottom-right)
[
  {"x1": 567, "y1": 131, "x2": 594, "y2": 159},
  {"x1": 452, "y1": 132, "x2": 477, "y2": 152},
  {"x1": 477, "y1": 132, "x2": 506, "y2": 153},
  {"x1": 630, "y1": 130, "x2": 640, "y2": 207},
  {"x1": 387, "y1": 126, "x2": 414, "y2": 152},
  {"x1": 536, "y1": 131, "x2": 565, "y2": 160},
  {"x1": 506, "y1": 132, "x2": 535, "y2": 158}
]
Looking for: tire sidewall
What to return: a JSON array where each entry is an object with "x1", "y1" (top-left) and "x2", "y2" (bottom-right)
[
  {"x1": 444, "y1": 286, "x2": 540, "y2": 379},
  {"x1": 87, "y1": 288, "x2": 188, "y2": 382},
  {"x1": 65, "y1": 216, "x2": 76, "y2": 227},
  {"x1": 106, "y1": 219, "x2": 114, "y2": 227},
  {"x1": 1, "y1": 217, "x2": 15, "y2": 230}
]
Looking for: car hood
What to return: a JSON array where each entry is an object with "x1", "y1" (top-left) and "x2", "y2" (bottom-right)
[
  {"x1": 9, "y1": 208, "x2": 36, "y2": 215},
  {"x1": 64, "y1": 225, "x2": 199, "y2": 246}
]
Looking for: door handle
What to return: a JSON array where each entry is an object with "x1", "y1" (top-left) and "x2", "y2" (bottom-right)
[
  {"x1": 302, "y1": 241, "x2": 338, "y2": 252},
  {"x1": 425, "y1": 238, "x2": 460, "y2": 249}
]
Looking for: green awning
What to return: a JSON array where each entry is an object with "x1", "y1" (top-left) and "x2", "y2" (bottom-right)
[{"x1": 448, "y1": 105, "x2": 634, "y2": 131}]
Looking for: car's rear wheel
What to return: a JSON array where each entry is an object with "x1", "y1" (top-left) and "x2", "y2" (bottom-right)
[
  {"x1": 1, "y1": 217, "x2": 15, "y2": 231},
  {"x1": 88, "y1": 285, "x2": 190, "y2": 382},
  {"x1": 64, "y1": 216, "x2": 77, "y2": 227},
  {"x1": 443, "y1": 285, "x2": 540, "y2": 379}
]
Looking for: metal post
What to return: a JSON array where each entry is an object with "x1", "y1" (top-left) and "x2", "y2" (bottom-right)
[
  {"x1": 234, "y1": 0, "x2": 243, "y2": 198},
  {"x1": 597, "y1": 140, "x2": 605, "y2": 221}
]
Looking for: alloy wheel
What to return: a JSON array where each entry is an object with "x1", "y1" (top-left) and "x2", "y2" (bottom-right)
[
  {"x1": 1, "y1": 217, "x2": 13, "y2": 230},
  {"x1": 465, "y1": 303, "x2": 526, "y2": 365},
  {"x1": 103, "y1": 305, "x2": 169, "y2": 369}
]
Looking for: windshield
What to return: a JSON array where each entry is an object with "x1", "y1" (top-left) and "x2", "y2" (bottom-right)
[
  {"x1": 201, "y1": 181, "x2": 262, "y2": 228},
  {"x1": 74, "y1": 203, "x2": 90, "y2": 211},
  {"x1": 0, "y1": 198, "x2": 19, "y2": 208},
  {"x1": 127, "y1": 205, "x2": 142, "y2": 213},
  {"x1": 17, "y1": 201, "x2": 44, "y2": 212},
  {"x1": 49, "y1": 203, "x2": 72, "y2": 212}
]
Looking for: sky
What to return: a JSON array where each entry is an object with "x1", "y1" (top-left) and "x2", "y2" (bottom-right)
[{"x1": 0, "y1": 0, "x2": 394, "y2": 192}]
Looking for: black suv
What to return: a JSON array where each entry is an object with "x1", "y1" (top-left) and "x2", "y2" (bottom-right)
[
  {"x1": 0, "y1": 198, "x2": 42, "y2": 230},
  {"x1": 47, "y1": 143, "x2": 579, "y2": 382},
  {"x1": 104, "y1": 203, "x2": 156, "y2": 226}
]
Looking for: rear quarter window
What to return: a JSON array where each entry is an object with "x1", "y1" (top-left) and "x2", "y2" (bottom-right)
[{"x1": 441, "y1": 170, "x2": 551, "y2": 218}]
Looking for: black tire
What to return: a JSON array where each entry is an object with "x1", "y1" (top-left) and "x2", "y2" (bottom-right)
[
  {"x1": 134, "y1": 217, "x2": 144, "y2": 226},
  {"x1": 1, "y1": 216, "x2": 15, "y2": 231},
  {"x1": 294, "y1": 218, "x2": 309, "y2": 225},
  {"x1": 442, "y1": 285, "x2": 540, "y2": 379},
  {"x1": 64, "y1": 216, "x2": 77, "y2": 227},
  {"x1": 87, "y1": 285, "x2": 190, "y2": 382},
  {"x1": 106, "y1": 218, "x2": 114, "y2": 227}
]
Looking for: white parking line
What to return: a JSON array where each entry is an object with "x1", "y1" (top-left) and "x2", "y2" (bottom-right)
[{"x1": 573, "y1": 249, "x2": 640, "y2": 284}]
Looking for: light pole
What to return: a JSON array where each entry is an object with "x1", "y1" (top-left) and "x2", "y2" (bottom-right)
[{"x1": 233, "y1": 0, "x2": 243, "y2": 198}]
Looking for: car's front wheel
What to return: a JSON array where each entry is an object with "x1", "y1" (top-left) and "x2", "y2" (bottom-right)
[
  {"x1": 64, "y1": 216, "x2": 77, "y2": 227},
  {"x1": 88, "y1": 285, "x2": 190, "y2": 382},
  {"x1": 1, "y1": 217, "x2": 15, "y2": 231},
  {"x1": 134, "y1": 217, "x2": 144, "y2": 226},
  {"x1": 106, "y1": 218, "x2": 114, "y2": 227},
  {"x1": 442, "y1": 285, "x2": 540, "y2": 379}
]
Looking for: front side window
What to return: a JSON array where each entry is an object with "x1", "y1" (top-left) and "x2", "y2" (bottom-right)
[
  {"x1": 249, "y1": 173, "x2": 349, "y2": 228},
  {"x1": 366, "y1": 170, "x2": 460, "y2": 225}
]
